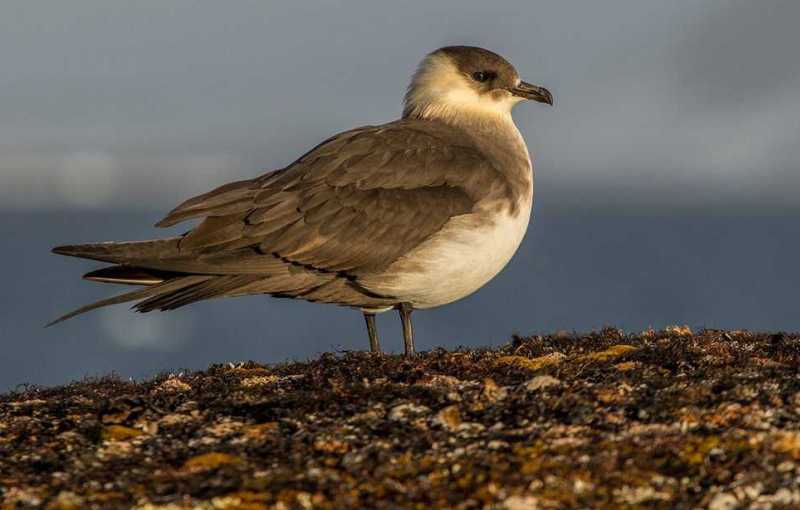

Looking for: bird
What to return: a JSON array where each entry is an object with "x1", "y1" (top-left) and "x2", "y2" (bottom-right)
[{"x1": 50, "y1": 46, "x2": 553, "y2": 356}]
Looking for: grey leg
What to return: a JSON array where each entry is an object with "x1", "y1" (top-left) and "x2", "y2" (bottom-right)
[
  {"x1": 363, "y1": 312, "x2": 381, "y2": 353},
  {"x1": 398, "y1": 303, "x2": 415, "y2": 356}
]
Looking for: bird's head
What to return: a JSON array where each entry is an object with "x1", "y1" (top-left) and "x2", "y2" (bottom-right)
[{"x1": 403, "y1": 46, "x2": 553, "y2": 122}]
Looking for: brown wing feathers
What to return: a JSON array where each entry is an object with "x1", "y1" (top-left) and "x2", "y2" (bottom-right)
[
  {"x1": 51, "y1": 120, "x2": 497, "y2": 323},
  {"x1": 154, "y1": 178, "x2": 260, "y2": 228},
  {"x1": 52, "y1": 238, "x2": 183, "y2": 265}
]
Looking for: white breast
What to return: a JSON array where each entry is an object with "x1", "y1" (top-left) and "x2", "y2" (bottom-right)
[
  {"x1": 360, "y1": 109, "x2": 534, "y2": 311},
  {"x1": 363, "y1": 194, "x2": 533, "y2": 309}
]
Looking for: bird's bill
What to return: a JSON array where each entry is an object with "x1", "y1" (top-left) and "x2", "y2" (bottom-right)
[{"x1": 511, "y1": 81, "x2": 554, "y2": 105}]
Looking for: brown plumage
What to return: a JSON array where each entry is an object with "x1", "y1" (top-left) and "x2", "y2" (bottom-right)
[
  {"x1": 51, "y1": 46, "x2": 553, "y2": 354},
  {"x1": 51, "y1": 120, "x2": 499, "y2": 321}
]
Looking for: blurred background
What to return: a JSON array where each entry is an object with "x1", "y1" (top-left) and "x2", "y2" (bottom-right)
[{"x1": 2, "y1": 1, "x2": 798, "y2": 390}]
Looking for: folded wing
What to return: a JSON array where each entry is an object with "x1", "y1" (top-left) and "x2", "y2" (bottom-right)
[
  {"x1": 51, "y1": 119, "x2": 503, "y2": 322},
  {"x1": 157, "y1": 119, "x2": 501, "y2": 277}
]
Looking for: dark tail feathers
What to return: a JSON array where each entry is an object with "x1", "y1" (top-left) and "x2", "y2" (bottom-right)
[
  {"x1": 83, "y1": 266, "x2": 180, "y2": 285},
  {"x1": 45, "y1": 275, "x2": 213, "y2": 327}
]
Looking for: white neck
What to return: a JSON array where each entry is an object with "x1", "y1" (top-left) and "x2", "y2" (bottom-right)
[{"x1": 405, "y1": 99, "x2": 513, "y2": 128}]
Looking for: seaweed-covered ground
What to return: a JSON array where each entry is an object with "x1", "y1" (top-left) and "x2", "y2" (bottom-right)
[{"x1": 2, "y1": 328, "x2": 800, "y2": 510}]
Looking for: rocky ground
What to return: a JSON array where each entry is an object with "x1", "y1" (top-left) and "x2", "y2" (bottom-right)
[{"x1": 2, "y1": 328, "x2": 800, "y2": 509}]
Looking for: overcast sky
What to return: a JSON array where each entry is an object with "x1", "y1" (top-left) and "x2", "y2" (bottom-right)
[{"x1": 2, "y1": 1, "x2": 798, "y2": 212}]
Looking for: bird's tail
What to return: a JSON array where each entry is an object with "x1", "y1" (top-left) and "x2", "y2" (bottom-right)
[
  {"x1": 53, "y1": 238, "x2": 189, "y2": 287},
  {"x1": 82, "y1": 265, "x2": 179, "y2": 285},
  {"x1": 50, "y1": 238, "x2": 272, "y2": 326},
  {"x1": 49, "y1": 237, "x2": 193, "y2": 326},
  {"x1": 45, "y1": 275, "x2": 214, "y2": 327}
]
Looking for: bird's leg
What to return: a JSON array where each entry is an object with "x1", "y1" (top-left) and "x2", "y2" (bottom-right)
[
  {"x1": 363, "y1": 312, "x2": 381, "y2": 353},
  {"x1": 398, "y1": 302, "x2": 415, "y2": 356}
]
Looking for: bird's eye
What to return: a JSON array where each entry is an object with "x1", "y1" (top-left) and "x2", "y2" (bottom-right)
[{"x1": 472, "y1": 71, "x2": 494, "y2": 82}]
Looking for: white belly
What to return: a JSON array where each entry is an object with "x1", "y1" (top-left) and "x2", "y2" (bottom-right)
[{"x1": 362, "y1": 196, "x2": 532, "y2": 309}]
